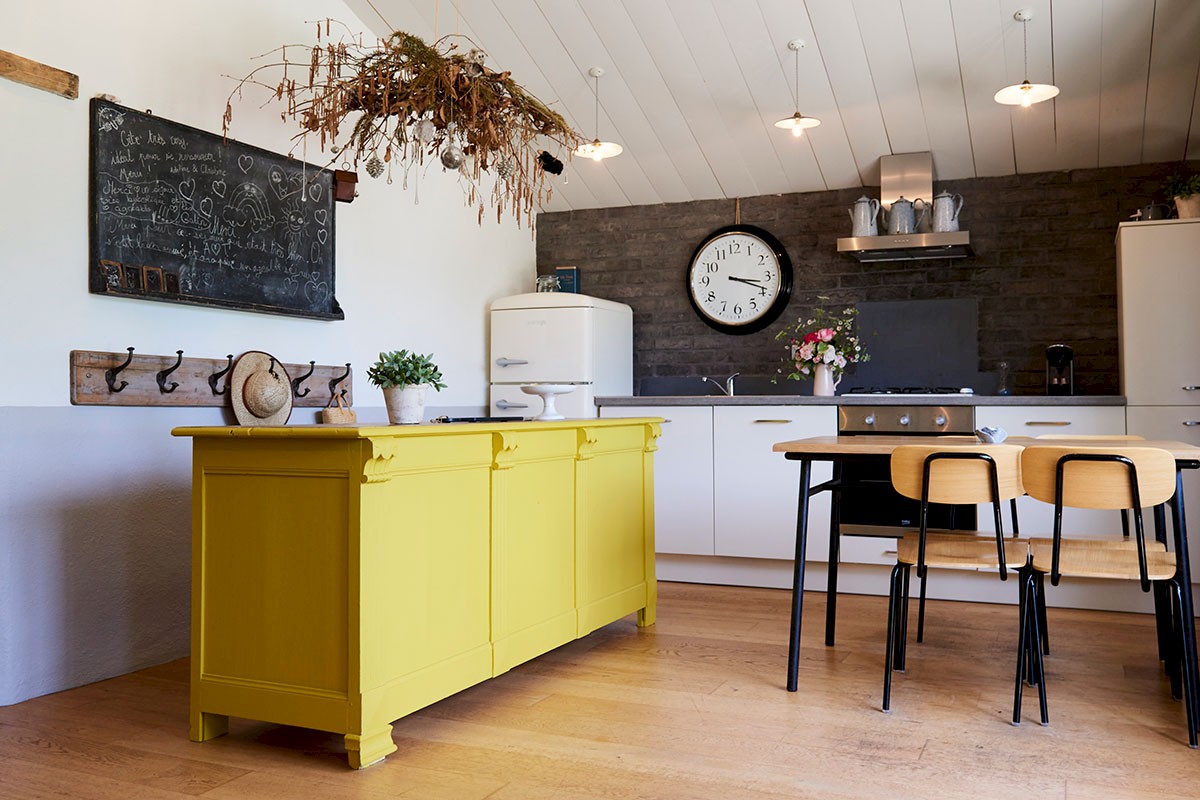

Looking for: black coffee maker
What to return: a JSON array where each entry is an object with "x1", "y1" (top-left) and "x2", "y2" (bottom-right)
[{"x1": 1046, "y1": 344, "x2": 1074, "y2": 395}]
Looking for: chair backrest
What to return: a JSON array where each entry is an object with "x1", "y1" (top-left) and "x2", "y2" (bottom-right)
[
  {"x1": 1021, "y1": 446, "x2": 1176, "y2": 510},
  {"x1": 890, "y1": 443, "x2": 1024, "y2": 505}
]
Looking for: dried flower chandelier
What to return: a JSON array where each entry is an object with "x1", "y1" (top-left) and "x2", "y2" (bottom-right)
[{"x1": 223, "y1": 20, "x2": 582, "y2": 227}]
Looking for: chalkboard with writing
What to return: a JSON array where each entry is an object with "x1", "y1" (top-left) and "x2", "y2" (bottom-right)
[{"x1": 89, "y1": 99, "x2": 342, "y2": 320}]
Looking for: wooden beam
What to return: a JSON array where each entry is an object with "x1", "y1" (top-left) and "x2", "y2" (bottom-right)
[{"x1": 0, "y1": 49, "x2": 78, "y2": 99}]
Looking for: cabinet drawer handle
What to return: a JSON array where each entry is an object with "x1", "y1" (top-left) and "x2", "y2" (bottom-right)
[
  {"x1": 753, "y1": 419, "x2": 792, "y2": 424},
  {"x1": 1025, "y1": 420, "x2": 1071, "y2": 426},
  {"x1": 1184, "y1": 385, "x2": 1200, "y2": 392},
  {"x1": 495, "y1": 357, "x2": 529, "y2": 367},
  {"x1": 495, "y1": 400, "x2": 529, "y2": 409},
  {"x1": 1184, "y1": 421, "x2": 1200, "y2": 427}
]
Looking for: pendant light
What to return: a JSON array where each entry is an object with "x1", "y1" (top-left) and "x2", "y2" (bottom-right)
[
  {"x1": 994, "y1": 10, "x2": 1059, "y2": 107},
  {"x1": 775, "y1": 39, "x2": 820, "y2": 137},
  {"x1": 574, "y1": 66, "x2": 622, "y2": 161}
]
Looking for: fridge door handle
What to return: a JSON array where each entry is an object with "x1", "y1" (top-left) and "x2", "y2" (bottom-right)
[
  {"x1": 495, "y1": 358, "x2": 530, "y2": 367},
  {"x1": 496, "y1": 399, "x2": 530, "y2": 410}
]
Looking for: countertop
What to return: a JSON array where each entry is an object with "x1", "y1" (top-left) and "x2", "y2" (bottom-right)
[{"x1": 596, "y1": 394, "x2": 1126, "y2": 407}]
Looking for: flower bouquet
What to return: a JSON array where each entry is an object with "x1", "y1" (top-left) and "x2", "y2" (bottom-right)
[{"x1": 776, "y1": 297, "x2": 869, "y2": 394}]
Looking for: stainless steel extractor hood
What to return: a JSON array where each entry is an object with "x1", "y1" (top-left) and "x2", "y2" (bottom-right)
[{"x1": 837, "y1": 152, "x2": 974, "y2": 263}]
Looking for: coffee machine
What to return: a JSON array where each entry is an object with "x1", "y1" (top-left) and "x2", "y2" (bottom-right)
[{"x1": 1046, "y1": 344, "x2": 1074, "y2": 395}]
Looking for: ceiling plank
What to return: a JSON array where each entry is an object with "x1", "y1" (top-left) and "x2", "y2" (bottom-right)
[
  {"x1": 1049, "y1": 0, "x2": 1102, "y2": 170},
  {"x1": 805, "y1": 0, "x2": 894, "y2": 186},
  {"x1": 950, "y1": 0, "x2": 1016, "y2": 177},
  {"x1": 533, "y1": 0, "x2": 695, "y2": 205},
  {"x1": 1142, "y1": 0, "x2": 1200, "y2": 163},
  {"x1": 1097, "y1": 0, "x2": 1154, "y2": 167},
  {"x1": 756, "y1": 0, "x2": 862, "y2": 190},
  {"x1": 576, "y1": 0, "x2": 726, "y2": 201},
  {"x1": 899, "y1": 0, "x2": 976, "y2": 180},
  {"x1": 707, "y1": 1, "x2": 828, "y2": 193}
]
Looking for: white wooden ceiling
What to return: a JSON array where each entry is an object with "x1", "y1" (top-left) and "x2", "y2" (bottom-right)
[{"x1": 343, "y1": 0, "x2": 1200, "y2": 212}]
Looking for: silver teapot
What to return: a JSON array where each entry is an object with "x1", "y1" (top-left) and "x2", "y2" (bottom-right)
[
  {"x1": 881, "y1": 196, "x2": 926, "y2": 235},
  {"x1": 848, "y1": 196, "x2": 880, "y2": 237},
  {"x1": 931, "y1": 191, "x2": 964, "y2": 232}
]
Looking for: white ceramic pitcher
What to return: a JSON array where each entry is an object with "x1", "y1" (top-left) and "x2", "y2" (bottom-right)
[
  {"x1": 881, "y1": 196, "x2": 926, "y2": 235},
  {"x1": 932, "y1": 191, "x2": 964, "y2": 232},
  {"x1": 848, "y1": 196, "x2": 880, "y2": 237}
]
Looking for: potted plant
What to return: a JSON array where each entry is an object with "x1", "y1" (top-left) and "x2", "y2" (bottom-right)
[
  {"x1": 1164, "y1": 171, "x2": 1200, "y2": 219},
  {"x1": 367, "y1": 350, "x2": 447, "y2": 424}
]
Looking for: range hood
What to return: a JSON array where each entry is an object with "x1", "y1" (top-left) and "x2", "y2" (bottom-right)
[{"x1": 837, "y1": 152, "x2": 974, "y2": 263}]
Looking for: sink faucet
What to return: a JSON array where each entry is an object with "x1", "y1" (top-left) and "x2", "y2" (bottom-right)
[{"x1": 702, "y1": 372, "x2": 740, "y2": 396}]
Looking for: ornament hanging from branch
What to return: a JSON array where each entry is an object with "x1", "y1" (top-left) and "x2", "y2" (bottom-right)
[{"x1": 222, "y1": 20, "x2": 581, "y2": 228}]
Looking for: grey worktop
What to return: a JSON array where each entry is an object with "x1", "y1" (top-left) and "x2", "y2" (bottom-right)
[{"x1": 596, "y1": 394, "x2": 1126, "y2": 407}]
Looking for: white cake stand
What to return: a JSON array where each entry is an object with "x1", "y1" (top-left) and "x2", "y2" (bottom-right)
[{"x1": 520, "y1": 384, "x2": 577, "y2": 421}]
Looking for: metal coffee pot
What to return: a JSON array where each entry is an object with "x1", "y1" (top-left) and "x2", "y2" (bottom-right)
[
  {"x1": 848, "y1": 196, "x2": 881, "y2": 237},
  {"x1": 932, "y1": 191, "x2": 964, "y2": 232},
  {"x1": 881, "y1": 196, "x2": 926, "y2": 235}
]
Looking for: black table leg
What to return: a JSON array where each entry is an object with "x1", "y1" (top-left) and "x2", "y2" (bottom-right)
[
  {"x1": 825, "y1": 461, "x2": 842, "y2": 647},
  {"x1": 1169, "y1": 470, "x2": 1200, "y2": 724},
  {"x1": 787, "y1": 458, "x2": 813, "y2": 692},
  {"x1": 1153, "y1": 503, "x2": 1172, "y2": 665}
]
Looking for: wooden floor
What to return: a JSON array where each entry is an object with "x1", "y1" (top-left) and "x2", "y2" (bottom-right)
[{"x1": 1, "y1": 583, "x2": 1196, "y2": 799}]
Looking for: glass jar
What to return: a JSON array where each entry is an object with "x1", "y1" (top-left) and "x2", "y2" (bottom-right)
[{"x1": 535, "y1": 274, "x2": 560, "y2": 292}]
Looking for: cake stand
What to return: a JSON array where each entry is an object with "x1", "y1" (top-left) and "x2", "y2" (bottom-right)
[{"x1": 520, "y1": 384, "x2": 577, "y2": 421}]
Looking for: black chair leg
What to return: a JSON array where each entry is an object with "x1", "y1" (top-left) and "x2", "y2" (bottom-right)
[
  {"x1": 1169, "y1": 581, "x2": 1198, "y2": 748},
  {"x1": 917, "y1": 571, "x2": 928, "y2": 643},
  {"x1": 898, "y1": 566, "x2": 910, "y2": 671},
  {"x1": 1013, "y1": 571, "x2": 1030, "y2": 725},
  {"x1": 883, "y1": 563, "x2": 905, "y2": 713},
  {"x1": 1029, "y1": 576, "x2": 1049, "y2": 725},
  {"x1": 1036, "y1": 571, "x2": 1050, "y2": 655}
]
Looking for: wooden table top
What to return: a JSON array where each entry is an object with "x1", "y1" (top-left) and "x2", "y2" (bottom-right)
[{"x1": 772, "y1": 435, "x2": 1200, "y2": 461}]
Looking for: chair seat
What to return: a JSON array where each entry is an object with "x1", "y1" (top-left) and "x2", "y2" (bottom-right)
[
  {"x1": 1030, "y1": 543, "x2": 1177, "y2": 581},
  {"x1": 1026, "y1": 536, "x2": 1168, "y2": 553},
  {"x1": 898, "y1": 533, "x2": 1029, "y2": 571}
]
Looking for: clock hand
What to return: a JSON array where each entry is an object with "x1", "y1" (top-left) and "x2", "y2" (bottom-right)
[{"x1": 727, "y1": 275, "x2": 766, "y2": 287}]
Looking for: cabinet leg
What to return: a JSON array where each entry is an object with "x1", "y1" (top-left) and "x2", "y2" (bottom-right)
[
  {"x1": 345, "y1": 725, "x2": 396, "y2": 769},
  {"x1": 637, "y1": 604, "x2": 656, "y2": 627},
  {"x1": 189, "y1": 710, "x2": 229, "y2": 742}
]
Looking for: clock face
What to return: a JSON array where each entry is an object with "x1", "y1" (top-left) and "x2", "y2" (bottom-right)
[{"x1": 686, "y1": 225, "x2": 793, "y2": 335}]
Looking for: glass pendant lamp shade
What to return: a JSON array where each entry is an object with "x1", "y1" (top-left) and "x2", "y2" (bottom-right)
[
  {"x1": 777, "y1": 39, "x2": 820, "y2": 137},
  {"x1": 995, "y1": 11, "x2": 1058, "y2": 107},
  {"x1": 574, "y1": 67, "x2": 621, "y2": 161}
]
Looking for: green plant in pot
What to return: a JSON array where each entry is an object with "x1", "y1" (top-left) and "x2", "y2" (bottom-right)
[
  {"x1": 1164, "y1": 172, "x2": 1200, "y2": 219},
  {"x1": 367, "y1": 350, "x2": 446, "y2": 424}
]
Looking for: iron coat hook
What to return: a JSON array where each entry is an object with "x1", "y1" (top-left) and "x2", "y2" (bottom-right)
[
  {"x1": 209, "y1": 354, "x2": 233, "y2": 395},
  {"x1": 292, "y1": 360, "x2": 316, "y2": 398},
  {"x1": 329, "y1": 363, "x2": 351, "y2": 401},
  {"x1": 105, "y1": 347, "x2": 135, "y2": 393},
  {"x1": 157, "y1": 350, "x2": 184, "y2": 393}
]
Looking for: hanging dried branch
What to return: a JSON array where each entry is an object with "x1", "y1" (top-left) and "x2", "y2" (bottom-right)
[{"x1": 224, "y1": 24, "x2": 582, "y2": 228}]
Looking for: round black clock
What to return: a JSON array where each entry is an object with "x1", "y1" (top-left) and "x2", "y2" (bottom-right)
[{"x1": 686, "y1": 224, "x2": 793, "y2": 335}]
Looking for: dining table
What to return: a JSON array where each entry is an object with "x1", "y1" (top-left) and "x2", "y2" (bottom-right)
[{"x1": 771, "y1": 433, "x2": 1200, "y2": 716}]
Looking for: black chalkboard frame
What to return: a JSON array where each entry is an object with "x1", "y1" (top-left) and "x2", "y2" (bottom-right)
[{"x1": 88, "y1": 99, "x2": 343, "y2": 320}]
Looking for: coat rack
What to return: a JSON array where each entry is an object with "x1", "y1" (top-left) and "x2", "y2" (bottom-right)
[{"x1": 70, "y1": 349, "x2": 353, "y2": 407}]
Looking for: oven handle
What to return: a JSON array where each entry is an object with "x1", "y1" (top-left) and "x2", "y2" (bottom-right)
[
  {"x1": 1024, "y1": 420, "x2": 1072, "y2": 426},
  {"x1": 753, "y1": 419, "x2": 792, "y2": 424}
]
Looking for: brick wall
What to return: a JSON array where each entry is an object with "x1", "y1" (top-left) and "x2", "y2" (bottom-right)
[{"x1": 536, "y1": 160, "x2": 1199, "y2": 396}]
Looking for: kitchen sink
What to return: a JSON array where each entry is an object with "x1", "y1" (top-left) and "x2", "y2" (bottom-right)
[{"x1": 637, "y1": 375, "x2": 806, "y2": 397}]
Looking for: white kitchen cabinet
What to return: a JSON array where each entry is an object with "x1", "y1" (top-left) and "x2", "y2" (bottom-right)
[
  {"x1": 974, "y1": 405, "x2": 1127, "y2": 538},
  {"x1": 713, "y1": 406, "x2": 836, "y2": 560},
  {"x1": 600, "y1": 405, "x2": 715, "y2": 556},
  {"x1": 1116, "y1": 220, "x2": 1200, "y2": 406},
  {"x1": 1126, "y1": 408, "x2": 1200, "y2": 574}
]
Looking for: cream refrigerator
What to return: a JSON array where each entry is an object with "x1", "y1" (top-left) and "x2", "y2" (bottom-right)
[{"x1": 489, "y1": 293, "x2": 633, "y2": 419}]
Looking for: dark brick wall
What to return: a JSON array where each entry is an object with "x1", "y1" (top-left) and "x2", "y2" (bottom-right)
[{"x1": 536, "y1": 160, "x2": 1199, "y2": 396}]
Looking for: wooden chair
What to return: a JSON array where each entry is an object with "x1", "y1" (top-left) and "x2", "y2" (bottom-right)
[
  {"x1": 883, "y1": 443, "x2": 1028, "y2": 712},
  {"x1": 1014, "y1": 445, "x2": 1197, "y2": 747}
]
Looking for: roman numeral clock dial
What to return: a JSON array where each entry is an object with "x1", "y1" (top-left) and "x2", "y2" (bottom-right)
[{"x1": 686, "y1": 225, "x2": 793, "y2": 335}]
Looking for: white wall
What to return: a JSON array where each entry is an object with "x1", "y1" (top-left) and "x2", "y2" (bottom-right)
[{"x1": 0, "y1": 0, "x2": 537, "y2": 704}]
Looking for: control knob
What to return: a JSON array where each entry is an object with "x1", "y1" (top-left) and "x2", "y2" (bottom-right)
[
  {"x1": 935, "y1": 414, "x2": 947, "y2": 426},
  {"x1": 863, "y1": 414, "x2": 876, "y2": 426},
  {"x1": 899, "y1": 414, "x2": 911, "y2": 426}
]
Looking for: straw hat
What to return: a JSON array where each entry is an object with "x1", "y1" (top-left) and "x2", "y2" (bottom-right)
[{"x1": 231, "y1": 351, "x2": 293, "y2": 426}]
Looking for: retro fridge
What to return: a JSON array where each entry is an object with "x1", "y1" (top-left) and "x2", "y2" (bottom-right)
[{"x1": 489, "y1": 292, "x2": 633, "y2": 419}]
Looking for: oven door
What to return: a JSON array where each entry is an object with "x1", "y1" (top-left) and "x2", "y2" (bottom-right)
[{"x1": 837, "y1": 458, "x2": 977, "y2": 530}]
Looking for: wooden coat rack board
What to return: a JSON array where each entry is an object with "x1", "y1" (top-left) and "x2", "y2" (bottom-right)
[{"x1": 70, "y1": 349, "x2": 353, "y2": 408}]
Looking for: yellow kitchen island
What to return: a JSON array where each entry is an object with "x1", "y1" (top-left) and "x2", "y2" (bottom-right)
[{"x1": 173, "y1": 418, "x2": 660, "y2": 768}]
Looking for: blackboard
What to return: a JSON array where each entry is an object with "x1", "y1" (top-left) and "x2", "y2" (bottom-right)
[{"x1": 89, "y1": 99, "x2": 342, "y2": 320}]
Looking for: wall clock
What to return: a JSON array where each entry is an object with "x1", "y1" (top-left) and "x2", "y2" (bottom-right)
[{"x1": 686, "y1": 224, "x2": 793, "y2": 335}]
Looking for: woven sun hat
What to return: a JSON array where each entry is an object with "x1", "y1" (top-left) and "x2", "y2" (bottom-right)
[{"x1": 231, "y1": 351, "x2": 293, "y2": 426}]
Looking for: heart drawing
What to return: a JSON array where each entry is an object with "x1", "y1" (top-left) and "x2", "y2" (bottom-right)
[
  {"x1": 178, "y1": 178, "x2": 195, "y2": 199},
  {"x1": 238, "y1": 154, "x2": 254, "y2": 174}
]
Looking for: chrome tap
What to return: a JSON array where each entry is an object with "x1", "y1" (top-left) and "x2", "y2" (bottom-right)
[{"x1": 702, "y1": 372, "x2": 740, "y2": 396}]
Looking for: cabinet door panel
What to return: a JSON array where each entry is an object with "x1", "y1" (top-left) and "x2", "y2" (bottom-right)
[
  {"x1": 1126, "y1": 406, "x2": 1200, "y2": 574},
  {"x1": 714, "y1": 406, "x2": 836, "y2": 560},
  {"x1": 600, "y1": 406, "x2": 715, "y2": 555},
  {"x1": 975, "y1": 406, "x2": 1126, "y2": 538},
  {"x1": 1117, "y1": 221, "x2": 1200, "y2": 405}
]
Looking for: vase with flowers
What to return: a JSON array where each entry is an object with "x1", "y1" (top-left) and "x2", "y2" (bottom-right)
[{"x1": 776, "y1": 297, "x2": 869, "y2": 396}]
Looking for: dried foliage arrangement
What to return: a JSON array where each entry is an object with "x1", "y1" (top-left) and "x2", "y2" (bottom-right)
[{"x1": 223, "y1": 20, "x2": 582, "y2": 227}]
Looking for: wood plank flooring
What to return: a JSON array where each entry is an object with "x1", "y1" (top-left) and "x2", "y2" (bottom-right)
[{"x1": 1, "y1": 582, "x2": 1196, "y2": 799}]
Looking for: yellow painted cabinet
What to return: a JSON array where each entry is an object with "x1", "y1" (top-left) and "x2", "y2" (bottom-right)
[{"x1": 175, "y1": 419, "x2": 658, "y2": 768}]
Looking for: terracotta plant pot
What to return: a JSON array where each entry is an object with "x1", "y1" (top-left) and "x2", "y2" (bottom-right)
[{"x1": 1175, "y1": 194, "x2": 1200, "y2": 220}]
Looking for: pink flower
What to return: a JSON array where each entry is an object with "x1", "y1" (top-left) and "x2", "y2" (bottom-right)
[
  {"x1": 802, "y1": 332, "x2": 819, "y2": 345},
  {"x1": 817, "y1": 328, "x2": 835, "y2": 342}
]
